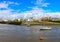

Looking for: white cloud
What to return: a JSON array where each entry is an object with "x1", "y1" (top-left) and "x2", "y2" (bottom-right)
[
  {"x1": 22, "y1": 7, "x2": 60, "y2": 19},
  {"x1": 8, "y1": 1, "x2": 20, "y2": 5},
  {"x1": 0, "y1": 9, "x2": 13, "y2": 20},
  {"x1": 0, "y1": 1, "x2": 20, "y2": 20},
  {"x1": 42, "y1": 3, "x2": 49, "y2": 7},
  {"x1": 0, "y1": 0, "x2": 49, "y2": 20},
  {"x1": 0, "y1": 1, "x2": 20, "y2": 8},
  {"x1": 0, "y1": 6, "x2": 60, "y2": 20},
  {"x1": 0, "y1": 0, "x2": 60, "y2": 20},
  {"x1": 35, "y1": 0, "x2": 50, "y2": 7},
  {"x1": 21, "y1": 7, "x2": 44, "y2": 19},
  {"x1": 46, "y1": 12, "x2": 60, "y2": 18},
  {"x1": 8, "y1": 7, "x2": 44, "y2": 19},
  {"x1": 0, "y1": 2, "x2": 8, "y2": 8}
]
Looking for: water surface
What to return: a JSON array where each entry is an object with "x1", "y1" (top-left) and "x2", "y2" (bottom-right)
[{"x1": 0, "y1": 24, "x2": 60, "y2": 42}]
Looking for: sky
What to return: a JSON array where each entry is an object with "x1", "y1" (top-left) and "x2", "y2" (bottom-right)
[{"x1": 0, "y1": 0, "x2": 60, "y2": 20}]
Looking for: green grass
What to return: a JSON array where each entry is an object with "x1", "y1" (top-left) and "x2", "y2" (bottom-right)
[{"x1": 22, "y1": 21, "x2": 60, "y2": 25}]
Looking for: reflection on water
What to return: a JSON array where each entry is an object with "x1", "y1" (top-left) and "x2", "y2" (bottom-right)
[{"x1": 0, "y1": 24, "x2": 60, "y2": 42}]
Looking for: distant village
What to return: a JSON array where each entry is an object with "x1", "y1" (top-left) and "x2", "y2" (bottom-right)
[{"x1": 0, "y1": 16, "x2": 60, "y2": 25}]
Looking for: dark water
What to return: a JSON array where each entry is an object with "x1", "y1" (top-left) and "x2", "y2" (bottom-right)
[{"x1": 0, "y1": 24, "x2": 60, "y2": 42}]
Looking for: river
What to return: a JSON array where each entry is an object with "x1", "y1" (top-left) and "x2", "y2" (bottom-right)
[{"x1": 0, "y1": 24, "x2": 60, "y2": 42}]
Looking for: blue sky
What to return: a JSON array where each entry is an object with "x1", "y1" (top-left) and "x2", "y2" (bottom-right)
[{"x1": 0, "y1": 0, "x2": 60, "y2": 20}]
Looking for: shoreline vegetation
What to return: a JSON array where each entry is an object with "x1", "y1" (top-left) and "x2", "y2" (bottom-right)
[
  {"x1": 0, "y1": 16, "x2": 60, "y2": 26},
  {"x1": 22, "y1": 21, "x2": 60, "y2": 26},
  {"x1": 0, "y1": 20, "x2": 60, "y2": 26},
  {"x1": 0, "y1": 17, "x2": 60, "y2": 26}
]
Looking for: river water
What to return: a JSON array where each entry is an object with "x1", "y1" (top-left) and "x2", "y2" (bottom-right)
[{"x1": 0, "y1": 24, "x2": 60, "y2": 42}]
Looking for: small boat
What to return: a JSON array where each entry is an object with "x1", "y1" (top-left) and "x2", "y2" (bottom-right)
[
  {"x1": 40, "y1": 20, "x2": 52, "y2": 30},
  {"x1": 40, "y1": 26, "x2": 51, "y2": 30}
]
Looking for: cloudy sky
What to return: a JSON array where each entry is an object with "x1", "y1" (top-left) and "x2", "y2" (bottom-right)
[{"x1": 0, "y1": 0, "x2": 60, "y2": 20}]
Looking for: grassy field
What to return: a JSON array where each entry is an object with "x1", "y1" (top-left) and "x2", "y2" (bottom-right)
[{"x1": 22, "y1": 21, "x2": 60, "y2": 26}]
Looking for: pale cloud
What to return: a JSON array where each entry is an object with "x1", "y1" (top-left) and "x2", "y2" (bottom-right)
[
  {"x1": 42, "y1": 3, "x2": 49, "y2": 7},
  {"x1": 0, "y1": 0, "x2": 60, "y2": 20},
  {"x1": 14, "y1": 2, "x2": 20, "y2": 5},
  {"x1": 46, "y1": 12, "x2": 60, "y2": 18},
  {"x1": 9, "y1": 7, "x2": 44, "y2": 19},
  {"x1": 35, "y1": 0, "x2": 50, "y2": 7},
  {"x1": 0, "y1": 2, "x2": 8, "y2": 8},
  {"x1": 0, "y1": 0, "x2": 49, "y2": 20},
  {"x1": 10, "y1": 10, "x2": 60, "y2": 19},
  {"x1": 1, "y1": 6, "x2": 60, "y2": 20},
  {"x1": 0, "y1": 1, "x2": 20, "y2": 20},
  {"x1": 0, "y1": 9, "x2": 13, "y2": 20},
  {"x1": 21, "y1": 7, "x2": 44, "y2": 19},
  {"x1": 0, "y1": 1, "x2": 20, "y2": 8},
  {"x1": 22, "y1": 7, "x2": 60, "y2": 19},
  {"x1": 8, "y1": 1, "x2": 20, "y2": 5}
]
